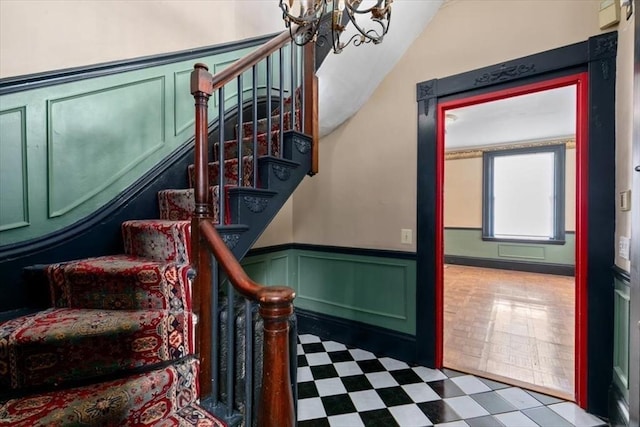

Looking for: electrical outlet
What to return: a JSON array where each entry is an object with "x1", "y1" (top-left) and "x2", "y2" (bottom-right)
[
  {"x1": 401, "y1": 229, "x2": 412, "y2": 245},
  {"x1": 620, "y1": 190, "x2": 631, "y2": 211},
  {"x1": 619, "y1": 236, "x2": 630, "y2": 260}
]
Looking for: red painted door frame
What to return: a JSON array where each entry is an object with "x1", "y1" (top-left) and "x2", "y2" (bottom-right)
[{"x1": 434, "y1": 73, "x2": 589, "y2": 407}]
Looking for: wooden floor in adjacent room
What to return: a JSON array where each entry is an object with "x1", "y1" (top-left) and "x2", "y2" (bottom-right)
[{"x1": 443, "y1": 264, "x2": 575, "y2": 399}]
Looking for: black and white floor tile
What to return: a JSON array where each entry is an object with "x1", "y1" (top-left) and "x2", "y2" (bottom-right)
[{"x1": 296, "y1": 334, "x2": 606, "y2": 427}]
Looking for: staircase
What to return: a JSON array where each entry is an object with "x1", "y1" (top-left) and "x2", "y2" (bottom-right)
[{"x1": 0, "y1": 31, "x2": 317, "y2": 427}]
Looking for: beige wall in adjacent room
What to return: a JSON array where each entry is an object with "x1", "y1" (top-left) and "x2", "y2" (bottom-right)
[
  {"x1": 614, "y1": 15, "x2": 635, "y2": 272},
  {"x1": 0, "y1": 0, "x2": 282, "y2": 78},
  {"x1": 292, "y1": 0, "x2": 603, "y2": 251},
  {"x1": 444, "y1": 147, "x2": 576, "y2": 232}
]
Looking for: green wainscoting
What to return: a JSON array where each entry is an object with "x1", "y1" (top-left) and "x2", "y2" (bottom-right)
[
  {"x1": 0, "y1": 44, "x2": 294, "y2": 245},
  {"x1": 241, "y1": 248, "x2": 417, "y2": 335},
  {"x1": 444, "y1": 228, "x2": 575, "y2": 265},
  {"x1": 613, "y1": 272, "x2": 630, "y2": 401}
]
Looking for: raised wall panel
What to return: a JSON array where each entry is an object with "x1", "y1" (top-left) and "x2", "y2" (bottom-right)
[
  {"x1": 213, "y1": 60, "x2": 238, "y2": 108},
  {"x1": 295, "y1": 252, "x2": 415, "y2": 333},
  {"x1": 242, "y1": 258, "x2": 269, "y2": 285},
  {"x1": 47, "y1": 77, "x2": 166, "y2": 217},
  {"x1": 613, "y1": 278, "x2": 630, "y2": 399},
  {"x1": 498, "y1": 244, "x2": 545, "y2": 260},
  {"x1": 270, "y1": 255, "x2": 289, "y2": 285},
  {"x1": 0, "y1": 107, "x2": 29, "y2": 231},
  {"x1": 173, "y1": 69, "x2": 194, "y2": 136},
  {"x1": 444, "y1": 228, "x2": 575, "y2": 265},
  {"x1": 241, "y1": 249, "x2": 417, "y2": 334}
]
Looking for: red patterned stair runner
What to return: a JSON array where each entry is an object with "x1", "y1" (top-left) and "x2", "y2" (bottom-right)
[{"x1": 0, "y1": 103, "x2": 297, "y2": 425}]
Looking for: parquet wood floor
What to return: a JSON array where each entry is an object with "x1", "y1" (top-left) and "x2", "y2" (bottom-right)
[{"x1": 443, "y1": 264, "x2": 575, "y2": 400}]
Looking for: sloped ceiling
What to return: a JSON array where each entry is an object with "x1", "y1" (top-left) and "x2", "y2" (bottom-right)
[
  {"x1": 316, "y1": 1, "x2": 444, "y2": 136},
  {"x1": 235, "y1": 1, "x2": 445, "y2": 137}
]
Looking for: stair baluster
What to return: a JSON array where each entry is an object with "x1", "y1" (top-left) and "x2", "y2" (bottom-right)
[{"x1": 190, "y1": 26, "x2": 315, "y2": 427}]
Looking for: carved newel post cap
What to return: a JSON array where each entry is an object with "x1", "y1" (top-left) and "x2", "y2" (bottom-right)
[{"x1": 194, "y1": 63, "x2": 209, "y2": 71}]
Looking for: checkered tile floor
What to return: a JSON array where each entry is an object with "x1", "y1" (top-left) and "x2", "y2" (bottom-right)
[{"x1": 296, "y1": 334, "x2": 606, "y2": 427}]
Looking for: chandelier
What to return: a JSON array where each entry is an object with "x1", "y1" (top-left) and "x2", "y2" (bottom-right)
[{"x1": 279, "y1": 0, "x2": 393, "y2": 53}]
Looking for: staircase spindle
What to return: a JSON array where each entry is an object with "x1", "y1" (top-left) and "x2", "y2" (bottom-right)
[
  {"x1": 290, "y1": 44, "x2": 296, "y2": 131},
  {"x1": 266, "y1": 55, "x2": 273, "y2": 157},
  {"x1": 300, "y1": 44, "x2": 306, "y2": 133},
  {"x1": 211, "y1": 255, "x2": 220, "y2": 401},
  {"x1": 244, "y1": 299, "x2": 254, "y2": 424},
  {"x1": 225, "y1": 280, "x2": 235, "y2": 417},
  {"x1": 237, "y1": 74, "x2": 243, "y2": 191},
  {"x1": 218, "y1": 87, "x2": 225, "y2": 224},
  {"x1": 252, "y1": 65, "x2": 258, "y2": 188},
  {"x1": 279, "y1": 47, "x2": 285, "y2": 155}
]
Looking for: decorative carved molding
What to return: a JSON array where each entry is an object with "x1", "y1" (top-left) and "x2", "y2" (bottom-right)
[
  {"x1": 293, "y1": 136, "x2": 311, "y2": 154},
  {"x1": 445, "y1": 137, "x2": 576, "y2": 160},
  {"x1": 416, "y1": 81, "x2": 435, "y2": 101},
  {"x1": 272, "y1": 164, "x2": 291, "y2": 181},
  {"x1": 243, "y1": 196, "x2": 269, "y2": 213},
  {"x1": 221, "y1": 233, "x2": 241, "y2": 250},
  {"x1": 592, "y1": 33, "x2": 618, "y2": 60},
  {"x1": 474, "y1": 63, "x2": 536, "y2": 86}
]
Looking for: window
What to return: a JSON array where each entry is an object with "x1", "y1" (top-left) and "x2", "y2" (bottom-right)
[{"x1": 482, "y1": 145, "x2": 566, "y2": 243}]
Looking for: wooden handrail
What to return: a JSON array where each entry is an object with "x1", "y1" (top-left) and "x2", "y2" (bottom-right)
[
  {"x1": 189, "y1": 27, "x2": 314, "y2": 427},
  {"x1": 208, "y1": 25, "x2": 299, "y2": 93},
  {"x1": 201, "y1": 219, "x2": 296, "y2": 427},
  {"x1": 200, "y1": 221, "x2": 273, "y2": 300}
]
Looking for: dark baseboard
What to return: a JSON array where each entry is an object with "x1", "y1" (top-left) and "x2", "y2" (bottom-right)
[
  {"x1": 295, "y1": 308, "x2": 418, "y2": 364},
  {"x1": 444, "y1": 255, "x2": 574, "y2": 276},
  {"x1": 247, "y1": 243, "x2": 417, "y2": 260}
]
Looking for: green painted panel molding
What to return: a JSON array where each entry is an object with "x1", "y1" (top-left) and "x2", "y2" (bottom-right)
[
  {"x1": 0, "y1": 43, "x2": 294, "y2": 245},
  {"x1": 445, "y1": 228, "x2": 575, "y2": 266},
  {"x1": 613, "y1": 274, "x2": 630, "y2": 401},
  {"x1": 241, "y1": 249, "x2": 417, "y2": 335}
]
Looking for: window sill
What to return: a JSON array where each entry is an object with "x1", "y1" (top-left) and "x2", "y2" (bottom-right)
[{"x1": 481, "y1": 236, "x2": 567, "y2": 245}]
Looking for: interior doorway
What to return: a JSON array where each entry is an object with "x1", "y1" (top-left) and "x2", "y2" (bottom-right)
[{"x1": 435, "y1": 74, "x2": 589, "y2": 403}]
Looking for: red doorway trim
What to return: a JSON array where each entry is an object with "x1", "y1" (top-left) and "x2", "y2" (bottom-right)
[{"x1": 434, "y1": 73, "x2": 589, "y2": 408}]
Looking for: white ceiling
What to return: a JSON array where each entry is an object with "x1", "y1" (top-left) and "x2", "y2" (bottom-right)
[
  {"x1": 317, "y1": 1, "x2": 444, "y2": 136},
  {"x1": 235, "y1": 1, "x2": 444, "y2": 138},
  {"x1": 445, "y1": 85, "x2": 577, "y2": 150}
]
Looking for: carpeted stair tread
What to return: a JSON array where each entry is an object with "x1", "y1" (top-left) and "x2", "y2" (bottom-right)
[
  {"x1": 236, "y1": 109, "x2": 300, "y2": 140},
  {"x1": 214, "y1": 130, "x2": 282, "y2": 161},
  {"x1": 47, "y1": 255, "x2": 192, "y2": 311},
  {"x1": 161, "y1": 404, "x2": 228, "y2": 426},
  {"x1": 187, "y1": 157, "x2": 253, "y2": 189},
  {"x1": 158, "y1": 186, "x2": 221, "y2": 223},
  {"x1": 122, "y1": 219, "x2": 191, "y2": 264},
  {"x1": 0, "y1": 357, "x2": 226, "y2": 426},
  {"x1": 0, "y1": 307, "x2": 194, "y2": 391}
]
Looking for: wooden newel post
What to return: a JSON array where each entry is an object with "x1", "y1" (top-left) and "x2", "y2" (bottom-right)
[
  {"x1": 257, "y1": 287, "x2": 296, "y2": 427},
  {"x1": 190, "y1": 62, "x2": 214, "y2": 397}
]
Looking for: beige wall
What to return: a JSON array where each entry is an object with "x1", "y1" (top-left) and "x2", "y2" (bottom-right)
[
  {"x1": 444, "y1": 148, "x2": 576, "y2": 231},
  {"x1": 614, "y1": 15, "x2": 635, "y2": 271},
  {"x1": 0, "y1": 0, "x2": 282, "y2": 78},
  {"x1": 292, "y1": 0, "x2": 603, "y2": 251}
]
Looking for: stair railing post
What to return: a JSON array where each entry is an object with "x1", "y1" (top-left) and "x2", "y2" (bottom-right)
[
  {"x1": 257, "y1": 287, "x2": 296, "y2": 427},
  {"x1": 190, "y1": 62, "x2": 214, "y2": 397},
  {"x1": 303, "y1": 42, "x2": 319, "y2": 175}
]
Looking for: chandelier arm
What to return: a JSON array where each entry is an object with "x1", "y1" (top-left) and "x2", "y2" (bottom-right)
[
  {"x1": 343, "y1": 0, "x2": 387, "y2": 15},
  {"x1": 343, "y1": 7, "x2": 389, "y2": 43}
]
